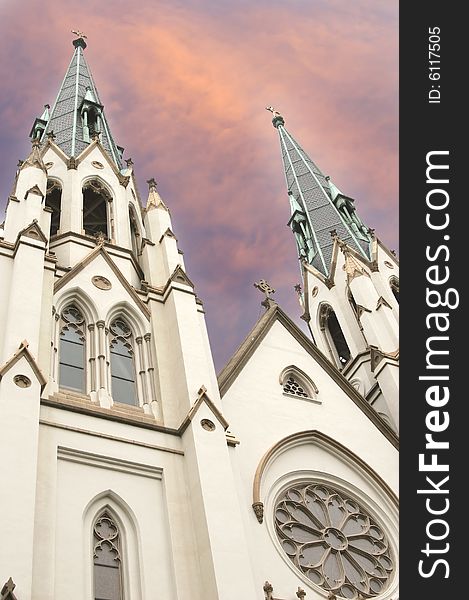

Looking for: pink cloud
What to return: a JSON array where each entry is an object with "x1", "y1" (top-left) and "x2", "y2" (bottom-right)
[{"x1": 0, "y1": 0, "x2": 398, "y2": 370}]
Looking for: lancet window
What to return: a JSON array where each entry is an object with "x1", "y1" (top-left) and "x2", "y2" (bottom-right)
[
  {"x1": 83, "y1": 179, "x2": 111, "y2": 239},
  {"x1": 109, "y1": 318, "x2": 137, "y2": 406},
  {"x1": 93, "y1": 511, "x2": 123, "y2": 600},
  {"x1": 59, "y1": 305, "x2": 86, "y2": 392}
]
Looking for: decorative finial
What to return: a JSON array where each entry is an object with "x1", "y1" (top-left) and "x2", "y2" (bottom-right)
[
  {"x1": 265, "y1": 106, "x2": 285, "y2": 128},
  {"x1": 47, "y1": 130, "x2": 56, "y2": 141},
  {"x1": 254, "y1": 279, "x2": 276, "y2": 309},
  {"x1": 252, "y1": 501, "x2": 264, "y2": 523},
  {"x1": 91, "y1": 131, "x2": 101, "y2": 142},
  {"x1": 95, "y1": 231, "x2": 106, "y2": 246},
  {"x1": 125, "y1": 158, "x2": 134, "y2": 168},
  {"x1": 296, "y1": 588, "x2": 306, "y2": 599},
  {"x1": 294, "y1": 283, "x2": 302, "y2": 295},
  {"x1": 71, "y1": 30, "x2": 87, "y2": 50},
  {"x1": 263, "y1": 581, "x2": 273, "y2": 600},
  {"x1": 1, "y1": 577, "x2": 16, "y2": 596},
  {"x1": 330, "y1": 229, "x2": 338, "y2": 239},
  {"x1": 147, "y1": 178, "x2": 158, "y2": 191}
]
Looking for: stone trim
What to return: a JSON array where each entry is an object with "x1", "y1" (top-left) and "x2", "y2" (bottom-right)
[
  {"x1": 0, "y1": 340, "x2": 47, "y2": 391},
  {"x1": 17, "y1": 219, "x2": 48, "y2": 245},
  {"x1": 41, "y1": 421, "x2": 183, "y2": 454},
  {"x1": 251, "y1": 430, "x2": 398, "y2": 523},
  {"x1": 179, "y1": 385, "x2": 229, "y2": 433},
  {"x1": 158, "y1": 227, "x2": 177, "y2": 243},
  {"x1": 24, "y1": 184, "x2": 45, "y2": 200},
  {"x1": 376, "y1": 296, "x2": 393, "y2": 311},
  {"x1": 57, "y1": 445, "x2": 165, "y2": 478},
  {"x1": 168, "y1": 264, "x2": 195, "y2": 290},
  {"x1": 49, "y1": 231, "x2": 145, "y2": 280},
  {"x1": 42, "y1": 386, "x2": 233, "y2": 444}
]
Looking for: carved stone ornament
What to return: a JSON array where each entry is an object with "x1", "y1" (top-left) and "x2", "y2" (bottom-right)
[
  {"x1": 45, "y1": 161, "x2": 54, "y2": 169},
  {"x1": 13, "y1": 374, "x2": 32, "y2": 388},
  {"x1": 67, "y1": 156, "x2": 78, "y2": 170},
  {"x1": 263, "y1": 581, "x2": 274, "y2": 600},
  {"x1": 201, "y1": 418, "x2": 216, "y2": 432},
  {"x1": 92, "y1": 275, "x2": 112, "y2": 290},
  {"x1": 252, "y1": 501, "x2": 264, "y2": 524},
  {"x1": 384, "y1": 260, "x2": 394, "y2": 269},
  {"x1": 91, "y1": 160, "x2": 104, "y2": 169},
  {"x1": 311, "y1": 286, "x2": 319, "y2": 298}
]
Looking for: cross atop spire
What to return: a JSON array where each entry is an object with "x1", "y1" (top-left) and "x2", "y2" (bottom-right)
[
  {"x1": 268, "y1": 110, "x2": 371, "y2": 276},
  {"x1": 71, "y1": 29, "x2": 87, "y2": 49},
  {"x1": 254, "y1": 279, "x2": 277, "y2": 309}
]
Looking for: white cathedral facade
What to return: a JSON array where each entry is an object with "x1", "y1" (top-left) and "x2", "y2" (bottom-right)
[{"x1": 0, "y1": 36, "x2": 399, "y2": 600}]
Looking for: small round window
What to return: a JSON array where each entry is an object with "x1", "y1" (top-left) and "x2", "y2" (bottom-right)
[{"x1": 274, "y1": 482, "x2": 394, "y2": 598}]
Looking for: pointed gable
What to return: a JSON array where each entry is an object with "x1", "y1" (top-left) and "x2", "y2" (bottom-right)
[
  {"x1": 54, "y1": 244, "x2": 150, "y2": 320},
  {"x1": 0, "y1": 340, "x2": 47, "y2": 391},
  {"x1": 219, "y1": 303, "x2": 398, "y2": 448}
]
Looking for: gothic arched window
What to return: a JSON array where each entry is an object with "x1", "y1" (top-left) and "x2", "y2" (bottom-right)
[
  {"x1": 93, "y1": 511, "x2": 123, "y2": 600},
  {"x1": 389, "y1": 277, "x2": 399, "y2": 304},
  {"x1": 83, "y1": 179, "x2": 111, "y2": 239},
  {"x1": 109, "y1": 318, "x2": 137, "y2": 405},
  {"x1": 280, "y1": 366, "x2": 319, "y2": 402},
  {"x1": 319, "y1": 304, "x2": 351, "y2": 368},
  {"x1": 59, "y1": 305, "x2": 86, "y2": 392},
  {"x1": 46, "y1": 179, "x2": 62, "y2": 236},
  {"x1": 129, "y1": 205, "x2": 140, "y2": 258}
]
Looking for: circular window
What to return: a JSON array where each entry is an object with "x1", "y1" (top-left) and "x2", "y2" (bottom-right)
[
  {"x1": 274, "y1": 482, "x2": 394, "y2": 598},
  {"x1": 201, "y1": 418, "x2": 216, "y2": 431},
  {"x1": 14, "y1": 374, "x2": 32, "y2": 388}
]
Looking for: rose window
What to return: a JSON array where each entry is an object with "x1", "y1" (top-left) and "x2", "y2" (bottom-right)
[{"x1": 274, "y1": 483, "x2": 394, "y2": 598}]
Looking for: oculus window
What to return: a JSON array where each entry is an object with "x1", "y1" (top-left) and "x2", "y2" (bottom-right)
[{"x1": 274, "y1": 482, "x2": 394, "y2": 599}]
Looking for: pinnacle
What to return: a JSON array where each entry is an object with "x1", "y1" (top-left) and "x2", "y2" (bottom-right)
[{"x1": 146, "y1": 179, "x2": 168, "y2": 211}]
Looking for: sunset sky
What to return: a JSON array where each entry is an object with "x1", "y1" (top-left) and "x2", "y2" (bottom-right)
[{"x1": 0, "y1": 0, "x2": 398, "y2": 371}]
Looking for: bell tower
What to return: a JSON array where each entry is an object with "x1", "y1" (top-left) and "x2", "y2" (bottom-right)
[{"x1": 267, "y1": 107, "x2": 399, "y2": 431}]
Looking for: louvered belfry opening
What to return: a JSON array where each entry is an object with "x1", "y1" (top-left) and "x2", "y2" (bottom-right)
[
  {"x1": 45, "y1": 179, "x2": 62, "y2": 236},
  {"x1": 83, "y1": 180, "x2": 110, "y2": 239}
]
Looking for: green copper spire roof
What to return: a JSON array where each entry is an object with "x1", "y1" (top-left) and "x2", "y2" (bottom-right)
[
  {"x1": 35, "y1": 35, "x2": 122, "y2": 167},
  {"x1": 267, "y1": 107, "x2": 371, "y2": 277}
]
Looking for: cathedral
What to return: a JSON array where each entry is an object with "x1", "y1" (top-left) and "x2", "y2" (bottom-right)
[{"x1": 0, "y1": 35, "x2": 399, "y2": 600}]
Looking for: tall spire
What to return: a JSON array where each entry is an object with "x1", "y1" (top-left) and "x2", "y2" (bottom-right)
[
  {"x1": 32, "y1": 32, "x2": 122, "y2": 166},
  {"x1": 267, "y1": 107, "x2": 371, "y2": 277}
]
